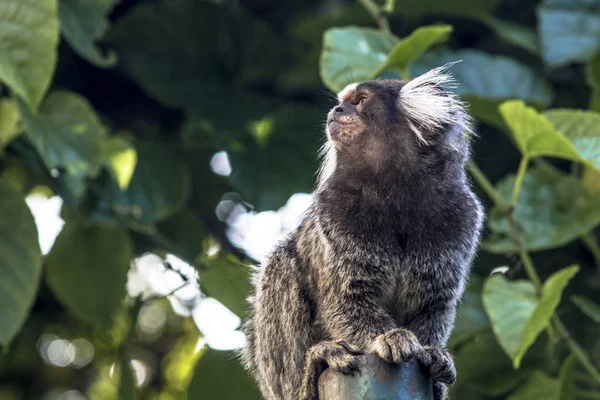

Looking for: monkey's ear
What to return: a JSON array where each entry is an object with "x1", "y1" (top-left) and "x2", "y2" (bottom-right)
[{"x1": 398, "y1": 63, "x2": 472, "y2": 144}]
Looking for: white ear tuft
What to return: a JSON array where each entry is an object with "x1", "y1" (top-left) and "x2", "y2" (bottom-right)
[{"x1": 399, "y1": 62, "x2": 472, "y2": 144}]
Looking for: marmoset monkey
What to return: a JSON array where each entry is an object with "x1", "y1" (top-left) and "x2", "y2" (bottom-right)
[{"x1": 241, "y1": 65, "x2": 484, "y2": 400}]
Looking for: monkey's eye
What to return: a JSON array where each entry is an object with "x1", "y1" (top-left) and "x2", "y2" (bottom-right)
[{"x1": 352, "y1": 95, "x2": 367, "y2": 105}]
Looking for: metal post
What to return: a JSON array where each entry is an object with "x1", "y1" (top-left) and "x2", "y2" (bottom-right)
[{"x1": 318, "y1": 355, "x2": 433, "y2": 400}]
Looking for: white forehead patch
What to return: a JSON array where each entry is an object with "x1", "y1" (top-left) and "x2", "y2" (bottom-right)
[
  {"x1": 399, "y1": 62, "x2": 471, "y2": 144},
  {"x1": 337, "y1": 83, "x2": 358, "y2": 103}
]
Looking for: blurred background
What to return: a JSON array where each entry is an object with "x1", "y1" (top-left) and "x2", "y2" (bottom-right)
[{"x1": 1, "y1": 0, "x2": 600, "y2": 399}]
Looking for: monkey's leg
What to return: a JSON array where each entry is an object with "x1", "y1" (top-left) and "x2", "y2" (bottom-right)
[
  {"x1": 251, "y1": 245, "x2": 317, "y2": 400},
  {"x1": 298, "y1": 340, "x2": 362, "y2": 400}
]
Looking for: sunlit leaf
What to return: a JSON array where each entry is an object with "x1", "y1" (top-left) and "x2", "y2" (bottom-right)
[
  {"x1": 499, "y1": 101, "x2": 580, "y2": 160},
  {"x1": 188, "y1": 347, "x2": 260, "y2": 399},
  {"x1": 101, "y1": 140, "x2": 191, "y2": 225},
  {"x1": 448, "y1": 275, "x2": 490, "y2": 348},
  {"x1": 538, "y1": 0, "x2": 600, "y2": 68},
  {"x1": 45, "y1": 221, "x2": 133, "y2": 325},
  {"x1": 99, "y1": 137, "x2": 137, "y2": 190},
  {"x1": 484, "y1": 166, "x2": 600, "y2": 253},
  {"x1": 17, "y1": 91, "x2": 108, "y2": 198},
  {"x1": 0, "y1": 183, "x2": 42, "y2": 347},
  {"x1": 507, "y1": 371, "x2": 559, "y2": 400},
  {"x1": 0, "y1": 0, "x2": 59, "y2": 111},
  {"x1": 59, "y1": 0, "x2": 119, "y2": 67},
  {"x1": 198, "y1": 254, "x2": 253, "y2": 318},
  {"x1": 411, "y1": 49, "x2": 553, "y2": 127},
  {"x1": 571, "y1": 295, "x2": 600, "y2": 323},
  {"x1": 320, "y1": 27, "x2": 398, "y2": 93},
  {"x1": 0, "y1": 99, "x2": 21, "y2": 153},
  {"x1": 372, "y1": 25, "x2": 452, "y2": 78},
  {"x1": 483, "y1": 266, "x2": 578, "y2": 368},
  {"x1": 544, "y1": 109, "x2": 600, "y2": 171}
]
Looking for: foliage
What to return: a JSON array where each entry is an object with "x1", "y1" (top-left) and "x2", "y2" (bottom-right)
[{"x1": 1, "y1": 0, "x2": 600, "y2": 399}]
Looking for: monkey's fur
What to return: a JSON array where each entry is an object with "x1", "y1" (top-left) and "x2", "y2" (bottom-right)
[{"x1": 241, "y1": 66, "x2": 484, "y2": 400}]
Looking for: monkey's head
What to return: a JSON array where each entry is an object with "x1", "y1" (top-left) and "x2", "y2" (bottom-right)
[{"x1": 320, "y1": 65, "x2": 472, "y2": 188}]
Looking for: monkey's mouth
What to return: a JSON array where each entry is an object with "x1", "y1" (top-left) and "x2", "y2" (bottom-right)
[{"x1": 327, "y1": 118, "x2": 352, "y2": 126}]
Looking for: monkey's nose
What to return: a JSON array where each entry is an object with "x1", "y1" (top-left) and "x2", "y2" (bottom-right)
[{"x1": 334, "y1": 106, "x2": 345, "y2": 113}]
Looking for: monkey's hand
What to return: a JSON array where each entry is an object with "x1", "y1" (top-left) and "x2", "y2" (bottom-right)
[
  {"x1": 421, "y1": 346, "x2": 456, "y2": 385},
  {"x1": 298, "y1": 340, "x2": 362, "y2": 400},
  {"x1": 371, "y1": 328, "x2": 424, "y2": 364}
]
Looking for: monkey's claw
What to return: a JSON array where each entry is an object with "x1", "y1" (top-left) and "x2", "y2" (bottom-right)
[
  {"x1": 421, "y1": 346, "x2": 456, "y2": 385},
  {"x1": 372, "y1": 328, "x2": 423, "y2": 364}
]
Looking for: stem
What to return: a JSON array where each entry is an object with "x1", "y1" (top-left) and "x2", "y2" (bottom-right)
[
  {"x1": 554, "y1": 315, "x2": 600, "y2": 384},
  {"x1": 357, "y1": 0, "x2": 391, "y2": 32},
  {"x1": 512, "y1": 156, "x2": 529, "y2": 205},
  {"x1": 383, "y1": 0, "x2": 396, "y2": 13},
  {"x1": 581, "y1": 232, "x2": 600, "y2": 269},
  {"x1": 520, "y1": 248, "x2": 542, "y2": 290},
  {"x1": 467, "y1": 161, "x2": 507, "y2": 210}
]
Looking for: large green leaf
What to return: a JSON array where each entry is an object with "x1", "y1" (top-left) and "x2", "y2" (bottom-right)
[
  {"x1": 483, "y1": 266, "x2": 578, "y2": 368},
  {"x1": 543, "y1": 109, "x2": 600, "y2": 171},
  {"x1": 320, "y1": 27, "x2": 398, "y2": 93},
  {"x1": 372, "y1": 25, "x2": 453, "y2": 78},
  {"x1": 0, "y1": 183, "x2": 42, "y2": 347},
  {"x1": 484, "y1": 166, "x2": 600, "y2": 253},
  {"x1": 45, "y1": 221, "x2": 133, "y2": 325},
  {"x1": 507, "y1": 371, "x2": 559, "y2": 400},
  {"x1": 0, "y1": 99, "x2": 21, "y2": 153},
  {"x1": 17, "y1": 91, "x2": 108, "y2": 198},
  {"x1": 392, "y1": 0, "x2": 500, "y2": 18},
  {"x1": 0, "y1": 0, "x2": 59, "y2": 111},
  {"x1": 454, "y1": 330, "x2": 532, "y2": 396},
  {"x1": 188, "y1": 348, "x2": 260, "y2": 399},
  {"x1": 101, "y1": 140, "x2": 191, "y2": 225},
  {"x1": 198, "y1": 254, "x2": 253, "y2": 318},
  {"x1": 320, "y1": 25, "x2": 451, "y2": 93},
  {"x1": 499, "y1": 101, "x2": 580, "y2": 160},
  {"x1": 448, "y1": 275, "x2": 490, "y2": 348},
  {"x1": 59, "y1": 0, "x2": 119, "y2": 67},
  {"x1": 538, "y1": 0, "x2": 600, "y2": 68},
  {"x1": 571, "y1": 295, "x2": 600, "y2": 323},
  {"x1": 411, "y1": 49, "x2": 553, "y2": 127}
]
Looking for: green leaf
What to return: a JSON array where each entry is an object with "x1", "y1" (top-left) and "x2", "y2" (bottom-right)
[
  {"x1": 392, "y1": 0, "x2": 500, "y2": 18},
  {"x1": 559, "y1": 355, "x2": 576, "y2": 400},
  {"x1": 543, "y1": 109, "x2": 600, "y2": 171},
  {"x1": 0, "y1": 99, "x2": 21, "y2": 153},
  {"x1": 483, "y1": 17, "x2": 539, "y2": 54},
  {"x1": 0, "y1": 183, "x2": 42, "y2": 347},
  {"x1": 320, "y1": 27, "x2": 398, "y2": 93},
  {"x1": 448, "y1": 275, "x2": 490, "y2": 348},
  {"x1": 156, "y1": 210, "x2": 205, "y2": 263},
  {"x1": 482, "y1": 274, "x2": 537, "y2": 368},
  {"x1": 499, "y1": 101, "x2": 580, "y2": 160},
  {"x1": 0, "y1": 0, "x2": 59, "y2": 111},
  {"x1": 483, "y1": 266, "x2": 578, "y2": 368},
  {"x1": 372, "y1": 25, "x2": 452, "y2": 78},
  {"x1": 587, "y1": 52, "x2": 600, "y2": 111},
  {"x1": 59, "y1": 0, "x2": 119, "y2": 67},
  {"x1": 571, "y1": 295, "x2": 600, "y2": 323},
  {"x1": 538, "y1": 0, "x2": 600, "y2": 68},
  {"x1": 188, "y1": 348, "x2": 260, "y2": 399},
  {"x1": 45, "y1": 221, "x2": 133, "y2": 325},
  {"x1": 484, "y1": 166, "x2": 600, "y2": 252},
  {"x1": 198, "y1": 255, "x2": 253, "y2": 318},
  {"x1": 507, "y1": 371, "x2": 559, "y2": 400},
  {"x1": 410, "y1": 49, "x2": 553, "y2": 127},
  {"x1": 17, "y1": 91, "x2": 108, "y2": 198},
  {"x1": 454, "y1": 330, "x2": 532, "y2": 396},
  {"x1": 101, "y1": 140, "x2": 191, "y2": 225},
  {"x1": 516, "y1": 266, "x2": 579, "y2": 368},
  {"x1": 99, "y1": 137, "x2": 137, "y2": 190}
]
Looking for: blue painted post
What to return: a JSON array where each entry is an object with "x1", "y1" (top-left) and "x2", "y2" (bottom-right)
[{"x1": 318, "y1": 355, "x2": 433, "y2": 400}]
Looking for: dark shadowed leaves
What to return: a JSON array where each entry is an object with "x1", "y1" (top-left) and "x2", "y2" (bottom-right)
[
  {"x1": 59, "y1": 0, "x2": 119, "y2": 67},
  {"x1": 448, "y1": 275, "x2": 490, "y2": 348},
  {"x1": 0, "y1": 183, "x2": 42, "y2": 347},
  {"x1": 45, "y1": 221, "x2": 133, "y2": 325},
  {"x1": 571, "y1": 295, "x2": 600, "y2": 323}
]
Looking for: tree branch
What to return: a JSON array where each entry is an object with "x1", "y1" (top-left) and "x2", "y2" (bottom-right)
[{"x1": 357, "y1": 0, "x2": 391, "y2": 32}]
